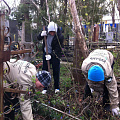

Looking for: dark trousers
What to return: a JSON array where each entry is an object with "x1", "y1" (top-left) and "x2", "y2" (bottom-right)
[
  {"x1": 42, "y1": 52, "x2": 60, "y2": 90},
  {"x1": 83, "y1": 82, "x2": 110, "y2": 111}
]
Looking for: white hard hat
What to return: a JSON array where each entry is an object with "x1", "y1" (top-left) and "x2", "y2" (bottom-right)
[{"x1": 48, "y1": 21, "x2": 57, "y2": 33}]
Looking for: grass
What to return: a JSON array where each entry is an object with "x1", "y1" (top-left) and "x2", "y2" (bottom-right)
[
  {"x1": 13, "y1": 49, "x2": 120, "y2": 120},
  {"x1": 29, "y1": 61, "x2": 120, "y2": 120}
]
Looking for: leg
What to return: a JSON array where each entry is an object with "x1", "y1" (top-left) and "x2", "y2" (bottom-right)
[
  {"x1": 52, "y1": 57, "x2": 60, "y2": 89},
  {"x1": 42, "y1": 52, "x2": 48, "y2": 90},
  {"x1": 102, "y1": 60, "x2": 114, "y2": 111},
  {"x1": 19, "y1": 86, "x2": 33, "y2": 120},
  {"x1": 42, "y1": 52, "x2": 48, "y2": 71},
  {"x1": 103, "y1": 85, "x2": 110, "y2": 111},
  {"x1": 83, "y1": 82, "x2": 93, "y2": 100}
]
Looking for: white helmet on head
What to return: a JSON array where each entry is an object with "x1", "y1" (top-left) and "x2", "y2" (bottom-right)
[{"x1": 48, "y1": 21, "x2": 57, "y2": 33}]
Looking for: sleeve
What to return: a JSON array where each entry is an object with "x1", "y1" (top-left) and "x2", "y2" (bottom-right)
[
  {"x1": 52, "y1": 34, "x2": 64, "y2": 58},
  {"x1": 37, "y1": 32, "x2": 44, "y2": 40},
  {"x1": 59, "y1": 34, "x2": 64, "y2": 48},
  {"x1": 81, "y1": 58, "x2": 88, "y2": 74},
  {"x1": 19, "y1": 85, "x2": 33, "y2": 120},
  {"x1": 107, "y1": 50, "x2": 114, "y2": 66},
  {"x1": 37, "y1": 26, "x2": 48, "y2": 40},
  {"x1": 105, "y1": 74, "x2": 119, "y2": 109},
  {"x1": 3, "y1": 62, "x2": 12, "y2": 83},
  {"x1": 58, "y1": 34, "x2": 64, "y2": 52}
]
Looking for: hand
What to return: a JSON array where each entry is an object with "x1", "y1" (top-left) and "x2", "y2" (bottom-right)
[
  {"x1": 112, "y1": 107, "x2": 120, "y2": 116},
  {"x1": 45, "y1": 54, "x2": 51, "y2": 60},
  {"x1": 90, "y1": 88, "x2": 94, "y2": 93},
  {"x1": 41, "y1": 31, "x2": 47, "y2": 36}
]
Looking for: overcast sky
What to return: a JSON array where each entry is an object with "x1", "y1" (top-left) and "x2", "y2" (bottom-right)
[
  {"x1": 1, "y1": 0, "x2": 20, "y2": 8},
  {"x1": 1, "y1": 0, "x2": 119, "y2": 22}
]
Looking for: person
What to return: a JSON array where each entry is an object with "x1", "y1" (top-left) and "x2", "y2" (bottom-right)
[
  {"x1": 37, "y1": 21, "x2": 64, "y2": 94},
  {"x1": 3, "y1": 59, "x2": 51, "y2": 120},
  {"x1": 81, "y1": 49, "x2": 120, "y2": 116}
]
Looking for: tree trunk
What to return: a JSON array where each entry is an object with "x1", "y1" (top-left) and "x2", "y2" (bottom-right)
[
  {"x1": 112, "y1": 2, "x2": 115, "y2": 28},
  {"x1": 68, "y1": 0, "x2": 88, "y2": 59},
  {"x1": 118, "y1": 0, "x2": 120, "y2": 17},
  {"x1": 0, "y1": 12, "x2": 5, "y2": 120},
  {"x1": 46, "y1": 0, "x2": 50, "y2": 22},
  {"x1": 68, "y1": 0, "x2": 88, "y2": 85}
]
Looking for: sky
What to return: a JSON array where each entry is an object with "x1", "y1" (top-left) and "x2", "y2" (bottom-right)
[
  {"x1": 1, "y1": 0, "x2": 119, "y2": 24},
  {"x1": 1, "y1": 0, "x2": 20, "y2": 8}
]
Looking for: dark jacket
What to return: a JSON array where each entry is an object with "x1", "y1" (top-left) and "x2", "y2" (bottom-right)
[{"x1": 37, "y1": 27, "x2": 64, "y2": 58}]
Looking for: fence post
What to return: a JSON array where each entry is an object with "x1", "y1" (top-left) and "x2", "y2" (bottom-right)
[{"x1": 0, "y1": 11, "x2": 5, "y2": 120}]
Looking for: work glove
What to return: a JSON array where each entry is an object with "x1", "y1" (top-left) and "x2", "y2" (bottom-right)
[
  {"x1": 45, "y1": 54, "x2": 51, "y2": 60},
  {"x1": 90, "y1": 88, "x2": 101, "y2": 97},
  {"x1": 41, "y1": 31, "x2": 47, "y2": 36},
  {"x1": 112, "y1": 107, "x2": 120, "y2": 116},
  {"x1": 90, "y1": 88, "x2": 94, "y2": 93}
]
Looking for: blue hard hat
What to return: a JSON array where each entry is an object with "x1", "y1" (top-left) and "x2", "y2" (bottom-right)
[{"x1": 88, "y1": 65, "x2": 104, "y2": 82}]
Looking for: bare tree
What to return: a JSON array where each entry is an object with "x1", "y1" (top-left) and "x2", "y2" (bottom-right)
[
  {"x1": 68, "y1": 0, "x2": 88, "y2": 85},
  {"x1": 117, "y1": 0, "x2": 120, "y2": 17},
  {"x1": 68, "y1": 0, "x2": 88, "y2": 59}
]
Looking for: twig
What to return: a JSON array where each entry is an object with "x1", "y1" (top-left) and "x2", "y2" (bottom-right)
[
  {"x1": 30, "y1": 0, "x2": 40, "y2": 12},
  {"x1": 61, "y1": 87, "x2": 75, "y2": 99},
  {"x1": 45, "y1": 0, "x2": 50, "y2": 22},
  {"x1": 70, "y1": 101, "x2": 91, "y2": 120},
  {"x1": 41, "y1": 103, "x2": 81, "y2": 120}
]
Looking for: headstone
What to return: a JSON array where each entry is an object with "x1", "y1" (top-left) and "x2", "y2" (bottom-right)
[
  {"x1": 116, "y1": 24, "x2": 120, "y2": 42},
  {"x1": 108, "y1": 24, "x2": 111, "y2": 32},
  {"x1": 93, "y1": 24, "x2": 99, "y2": 42},
  {"x1": 105, "y1": 32, "x2": 113, "y2": 43},
  {"x1": 84, "y1": 25, "x2": 88, "y2": 37},
  {"x1": 9, "y1": 20, "x2": 18, "y2": 42},
  {"x1": 112, "y1": 27, "x2": 117, "y2": 41},
  {"x1": 4, "y1": 20, "x2": 18, "y2": 43},
  {"x1": 21, "y1": 21, "x2": 32, "y2": 43},
  {"x1": 21, "y1": 21, "x2": 34, "y2": 62}
]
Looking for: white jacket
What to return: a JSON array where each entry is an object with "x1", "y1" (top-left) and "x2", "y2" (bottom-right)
[{"x1": 3, "y1": 59, "x2": 37, "y2": 120}]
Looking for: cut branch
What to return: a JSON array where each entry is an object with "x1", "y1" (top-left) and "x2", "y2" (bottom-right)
[{"x1": 41, "y1": 103, "x2": 81, "y2": 120}]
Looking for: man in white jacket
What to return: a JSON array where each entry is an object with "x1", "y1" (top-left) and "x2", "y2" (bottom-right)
[
  {"x1": 81, "y1": 49, "x2": 120, "y2": 116},
  {"x1": 3, "y1": 59, "x2": 51, "y2": 120}
]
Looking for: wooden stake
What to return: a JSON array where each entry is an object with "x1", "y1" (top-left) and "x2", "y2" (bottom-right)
[{"x1": 43, "y1": 26, "x2": 51, "y2": 73}]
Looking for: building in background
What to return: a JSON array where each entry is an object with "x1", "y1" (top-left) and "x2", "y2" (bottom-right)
[{"x1": 102, "y1": 3, "x2": 120, "y2": 33}]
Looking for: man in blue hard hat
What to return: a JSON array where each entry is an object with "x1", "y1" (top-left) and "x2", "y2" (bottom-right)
[{"x1": 81, "y1": 49, "x2": 120, "y2": 116}]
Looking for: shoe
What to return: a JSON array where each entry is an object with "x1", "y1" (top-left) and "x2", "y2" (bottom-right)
[
  {"x1": 55, "y1": 89, "x2": 60, "y2": 93},
  {"x1": 42, "y1": 90, "x2": 47, "y2": 94}
]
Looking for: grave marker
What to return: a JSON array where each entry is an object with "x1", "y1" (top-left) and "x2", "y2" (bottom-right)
[{"x1": 105, "y1": 32, "x2": 113, "y2": 43}]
